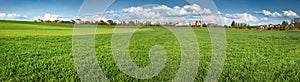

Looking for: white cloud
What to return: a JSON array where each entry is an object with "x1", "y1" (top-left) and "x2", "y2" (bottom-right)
[
  {"x1": 222, "y1": 13, "x2": 277, "y2": 25},
  {"x1": 78, "y1": 5, "x2": 288, "y2": 25},
  {"x1": 120, "y1": 4, "x2": 212, "y2": 20},
  {"x1": 81, "y1": 4, "x2": 277, "y2": 25},
  {"x1": 0, "y1": 13, "x2": 27, "y2": 20},
  {"x1": 174, "y1": 6, "x2": 180, "y2": 9},
  {"x1": 201, "y1": 15, "x2": 219, "y2": 23},
  {"x1": 224, "y1": 14, "x2": 237, "y2": 19},
  {"x1": 237, "y1": 13, "x2": 258, "y2": 22},
  {"x1": 237, "y1": 13, "x2": 259, "y2": 22},
  {"x1": 256, "y1": 10, "x2": 299, "y2": 18},
  {"x1": 33, "y1": 13, "x2": 73, "y2": 21},
  {"x1": 33, "y1": 16, "x2": 42, "y2": 20},
  {"x1": 76, "y1": 4, "x2": 216, "y2": 23},
  {"x1": 7, "y1": 13, "x2": 21, "y2": 18},
  {"x1": 273, "y1": 12, "x2": 282, "y2": 17},
  {"x1": 0, "y1": 13, "x2": 6, "y2": 18},
  {"x1": 43, "y1": 13, "x2": 59, "y2": 21},
  {"x1": 283, "y1": 10, "x2": 298, "y2": 17},
  {"x1": 255, "y1": 10, "x2": 282, "y2": 17},
  {"x1": 225, "y1": 13, "x2": 259, "y2": 22},
  {"x1": 217, "y1": 11, "x2": 222, "y2": 14},
  {"x1": 260, "y1": 17, "x2": 268, "y2": 21}
]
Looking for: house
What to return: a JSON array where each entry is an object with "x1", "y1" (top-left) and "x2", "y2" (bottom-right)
[
  {"x1": 292, "y1": 18, "x2": 300, "y2": 23},
  {"x1": 114, "y1": 20, "x2": 122, "y2": 25},
  {"x1": 268, "y1": 24, "x2": 274, "y2": 28},
  {"x1": 195, "y1": 20, "x2": 201, "y2": 27},
  {"x1": 207, "y1": 23, "x2": 217, "y2": 27},
  {"x1": 35, "y1": 19, "x2": 43, "y2": 22},
  {"x1": 107, "y1": 20, "x2": 113, "y2": 24}
]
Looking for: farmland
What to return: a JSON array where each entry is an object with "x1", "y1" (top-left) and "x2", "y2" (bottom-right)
[{"x1": 0, "y1": 20, "x2": 300, "y2": 81}]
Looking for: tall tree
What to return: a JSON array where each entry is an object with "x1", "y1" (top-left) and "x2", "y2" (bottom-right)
[
  {"x1": 281, "y1": 20, "x2": 289, "y2": 26},
  {"x1": 231, "y1": 21, "x2": 235, "y2": 28},
  {"x1": 281, "y1": 20, "x2": 289, "y2": 30},
  {"x1": 231, "y1": 20, "x2": 236, "y2": 28}
]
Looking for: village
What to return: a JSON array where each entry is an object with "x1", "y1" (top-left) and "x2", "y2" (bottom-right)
[
  {"x1": 33, "y1": 18, "x2": 218, "y2": 27},
  {"x1": 33, "y1": 17, "x2": 300, "y2": 31}
]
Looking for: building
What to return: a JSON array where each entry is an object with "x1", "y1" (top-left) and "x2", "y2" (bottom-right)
[
  {"x1": 114, "y1": 20, "x2": 122, "y2": 25},
  {"x1": 291, "y1": 18, "x2": 300, "y2": 29},
  {"x1": 107, "y1": 20, "x2": 113, "y2": 24},
  {"x1": 35, "y1": 19, "x2": 43, "y2": 22},
  {"x1": 292, "y1": 18, "x2": 300, "y2": 23},
  {"x1": 207, "y1": 23, "x2": 217, "y2": 27},
  {"x1": 195, "y1": 20, "x2": 201, "y2": 26},
  {"x1": 268, "y1": 24, "x2": 274, "y2": 28}
]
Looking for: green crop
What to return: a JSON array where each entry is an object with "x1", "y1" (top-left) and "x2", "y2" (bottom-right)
[{"x1": 0, "y1": 20, "x2": 300, "y2": 81}]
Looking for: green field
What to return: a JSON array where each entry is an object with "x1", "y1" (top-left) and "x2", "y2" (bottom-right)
[{"x1": 0, "y1": 20, "x2": 300, "y2": 81}]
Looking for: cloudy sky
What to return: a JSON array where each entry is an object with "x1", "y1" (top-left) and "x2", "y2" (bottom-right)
[{"x1": 0, "y1": 0, "x2": 300, "y2": 25}]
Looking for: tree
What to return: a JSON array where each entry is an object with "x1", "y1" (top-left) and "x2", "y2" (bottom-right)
[
  {"x1": 224, "y1": 25, "x2": 228, "y2": 28},
  {"x1": 247, "y1": 24, "x2": 251, "y2": 30},
  {"x1": 242, "y1": 23, "x2": 247, "y2": 29},
  {"x1": 281, "y1": 20, "x2": 289, "y2": 26},
  {"x1": 231, "y1": 21, "x2": 236, "y2": 28},
  {"x1": 98, "y1": 20, "x2": 107, "y2": 25},
  {"x1": 294, "y1": 21, "x2": 300, "y2": 29},
  {"x1": 202, "y1": 24, "x2": 207, "y2": 27},
  {"x1": 281, "y1": 20, "x2": 289, "y2": 30}
]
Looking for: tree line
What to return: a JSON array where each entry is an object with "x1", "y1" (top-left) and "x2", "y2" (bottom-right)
[{"x1": 226, "y1": 20, "x2": 300, "y2": 31}]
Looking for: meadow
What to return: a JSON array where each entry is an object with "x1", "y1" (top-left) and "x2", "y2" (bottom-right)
[{"x1": 0, "y1": 20, "x2": 300, "y2": 81}]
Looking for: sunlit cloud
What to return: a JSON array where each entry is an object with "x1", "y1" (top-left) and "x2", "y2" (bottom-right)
[{"x1": 0, "y1": 13, "x2": 28, "y2": 20}]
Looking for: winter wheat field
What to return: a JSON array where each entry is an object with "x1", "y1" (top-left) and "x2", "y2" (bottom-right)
[{"x1": 0, "y1": 20, "x2": 300, "y2": 81}]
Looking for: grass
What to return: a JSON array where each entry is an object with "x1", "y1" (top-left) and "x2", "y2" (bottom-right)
[{"x1": 0, "y1": 20, "x2": 300, "y2": 81}]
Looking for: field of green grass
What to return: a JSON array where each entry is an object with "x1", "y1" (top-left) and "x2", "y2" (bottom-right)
[{"x1": 0, "y1": 20, "x2": 300, "y2": 81}]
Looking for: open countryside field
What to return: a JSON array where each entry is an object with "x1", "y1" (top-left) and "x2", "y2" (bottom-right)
[{"x1": 0, "y1": 20, "x2": 300, "y2": 81}]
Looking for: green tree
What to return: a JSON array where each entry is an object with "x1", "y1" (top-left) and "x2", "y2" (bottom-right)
[
  {"x1": 281, "y1": 20, "x2": 288, "y2": 30},
  {"x1": 224, "y1": 25, "x2": 228, "y2": 28},
  {"x1": 282, "y1": 21, "x2": 288, "y2": 26},
  {"x1": 247, "y1": 24, "x2": 251, "y2": 30},
  {"x1": 202, "y1": 24, "x2": 207, "y2": 27},
  {"x1": 295, "y1": 21, "x2": 300, "y2": 29},
  {"x1": 231, "y1": 21, "x2": 236, "y2": 28}
]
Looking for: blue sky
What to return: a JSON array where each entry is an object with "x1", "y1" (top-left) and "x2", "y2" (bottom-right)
[
  {"x1": 0, "y1": 0, "x2": 299, "y2": 25},
  {"x1": 215, "y1": 0, "x2": 300, "y2": 14}
]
